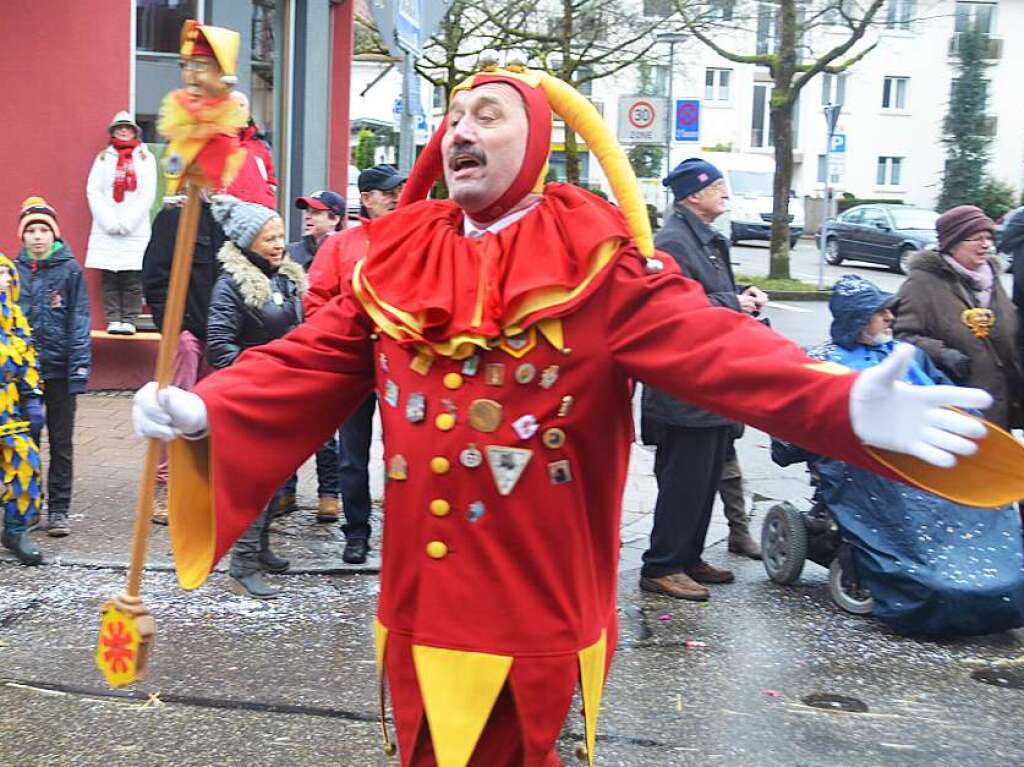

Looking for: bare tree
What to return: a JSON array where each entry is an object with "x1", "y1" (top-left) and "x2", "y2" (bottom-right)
[
  {"x1": 676, "y1": 0, "x2": 886, "y2": 279},
  {"x1": 488, "y1": 0, "x2": 680, "y2": 185}
]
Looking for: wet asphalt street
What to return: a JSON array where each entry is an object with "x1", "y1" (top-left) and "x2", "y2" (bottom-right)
[{"x1": 1, "y1": 240, "x2": 1022, "y2": 766}]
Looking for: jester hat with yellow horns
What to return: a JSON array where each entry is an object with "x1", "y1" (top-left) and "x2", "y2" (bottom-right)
[
  {"x1": 157, "y1": 20, "x2": 248, "y2": 194},
  {"x1": 398, "y1": 51, "x2": 657, "y2": 264}
]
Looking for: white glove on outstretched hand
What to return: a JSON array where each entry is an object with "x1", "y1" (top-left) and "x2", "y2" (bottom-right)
[
  {"x1": 132, "y1": 382, "x2": 209, "y2": 441},
  {"x1": 850, "y1": 343, "x2": 992, "y2": 468}
]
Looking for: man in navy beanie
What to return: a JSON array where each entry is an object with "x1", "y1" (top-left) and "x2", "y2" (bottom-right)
[{"x1": 639, "y1": 158, "x2": 768, "y2": 600}]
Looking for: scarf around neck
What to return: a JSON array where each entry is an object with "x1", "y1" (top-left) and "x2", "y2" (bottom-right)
[
  {"x1": 111, "y1": 138, "x2": 141, "y2": 203},
  {"x1": 943, "y1": 254, "x2": 993, "y2": 307}
]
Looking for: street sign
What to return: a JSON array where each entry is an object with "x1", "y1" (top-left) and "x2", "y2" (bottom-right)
[
  {"x1": 368, "y1": 0, "x2": 402, "y2": 57},
  {"x1": 829, "y1": 133, "x2": 846, "y2": 153},
  {"x1": 674, "y1": 99, "x2": 700, "y2": 142},
  {"x1": 396, "y1": 0, "x2": 421, "y2": 54},
  {"x1": 617, "y1": 96, "x2": 668, "y2": 144},
  {"x1": 828, "y1": 154, "x2": 846, "y2": 177}
]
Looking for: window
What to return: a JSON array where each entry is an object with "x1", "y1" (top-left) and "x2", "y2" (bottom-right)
[
  {"x1": 876, "y1": 156, "x2": 903, "y2": 185},
  {"x1": 817, "y1": 154, "x2": 842, "y2": 184},
  {"x1": 886, "y1": 0, "x2": 915, "y2": 30},
  {"x1": 842, "y1": 208, "x2": 865, "y2": 223},
  {"x1": 823, "y1": 0, "x2": 854, "y2": 25},
  {"x1": 955, "y1": 2, "x2": 995, "y2": 33},
  {"x1": 882, "y1": 76, "x2": 908, "y2": 109},
  {"x1": 713, "y1": 0, "x2": 736, "y2": 21},
  {"x1": 705, "y1": 68, "x2": 732, "y2": 102},
  {"x1": 821, "y1": 73, "x2": 846, "y2": 106},
  {"x1": 136, "y1": 0, "x2": 201, "y2": 53},
  {"x1": 643, "y1": 0, "x2": 674, "y2": 17},
  {"x1": 861, "y1": 208, "x2": 892, "y2": 228},
  {"x1": 574, "y1": 67, "x2": 594, "y2": 97},
  {"x1": 756, "y1": 2, "x2": 777, "y2": 55},
  {"x1": 751, "y1": 84, "x2": 772, "y2": 147}
]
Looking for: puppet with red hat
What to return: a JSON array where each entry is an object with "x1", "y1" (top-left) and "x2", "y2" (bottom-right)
[
  {"x1": 157, "y1": 20, "x2": 247, "y2": 194},
  {"x1": 133, "y1": 52, "x2": 1024, "y2": 766}
]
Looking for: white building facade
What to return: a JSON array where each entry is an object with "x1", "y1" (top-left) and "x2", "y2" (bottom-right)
[{"x1": 589, "y1": 0, "x2": 1023, "y2": 213}]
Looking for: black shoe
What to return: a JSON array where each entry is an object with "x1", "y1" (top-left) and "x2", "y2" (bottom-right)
[
  {"x1": 342, "y1": 538, "x2": 370, "y2": 565},
  {"x1": 258, "y1": 549, "x2": 291, "y2": 574},
  {"x1": 47, "y1": 512, "x2": 70, "y2": 538},
  {"x1": 2, "y1": 531, "x2": 43, "y2": 566},
  {"x1": 229, "y1": 572, "x2": 280, "y2": 599}
]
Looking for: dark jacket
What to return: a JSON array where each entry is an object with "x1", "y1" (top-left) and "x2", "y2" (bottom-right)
[
  {"x1": 894, "y1": 249, "x2": 1022, "y2": 428},
  {"x1": 641, "y1": 205, "x2": 742, "y2": 429},
  {"x1": 142, "y1": 202, "x2": 226, "y2": 341},
  {"x1": 15, "y1": 242, "x2": 91, "y2": 390},
  {"x1": 1001, "y1": 206, "x2": 1024, "y2": 357},
  {"x1": 286, "y1": 235, "x2": 318, "y2": 272},
  {"x1": 206, "y1": 242, "x2": 306, "y2": 369}
]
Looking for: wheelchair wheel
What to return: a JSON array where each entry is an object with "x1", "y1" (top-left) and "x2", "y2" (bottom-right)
[
  {"x1": 761, "y1": 502, "x2": 808, "y2": 585},
  {"x1": 828, "y1": 559, "x2": 874, "y2": 615}
]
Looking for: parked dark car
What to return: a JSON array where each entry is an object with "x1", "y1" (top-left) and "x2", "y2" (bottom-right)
[{"x1": 820, "y1": 205, "x2": 938, "y2": 275}]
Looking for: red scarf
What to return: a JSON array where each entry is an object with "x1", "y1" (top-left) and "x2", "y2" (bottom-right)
[{"x1": 111, "y1": 138, "x2": 141, "y2": 202}]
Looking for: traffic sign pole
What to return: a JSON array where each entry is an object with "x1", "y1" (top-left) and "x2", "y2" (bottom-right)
[{"x1": 819, "y1": 103, "x2": 842, "y2": 289}]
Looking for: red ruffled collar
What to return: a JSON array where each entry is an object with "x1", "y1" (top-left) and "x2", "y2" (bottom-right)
[{"x1": 356, "y1": 184, "x2": 632, "y2": 346}]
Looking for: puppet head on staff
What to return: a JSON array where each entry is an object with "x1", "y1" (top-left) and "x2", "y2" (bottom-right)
[{"x1": 157, "y1": 20, "x2": 247, "y2": 194}]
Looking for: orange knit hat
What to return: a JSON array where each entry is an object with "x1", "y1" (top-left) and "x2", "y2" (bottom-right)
[{"x1": 18, "y1": 196, "x2": 61, "y2": 241}]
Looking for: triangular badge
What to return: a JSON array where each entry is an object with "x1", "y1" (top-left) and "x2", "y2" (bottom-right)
[{"x1": 485, "y1": 446, "x2": 533, "y2": 496}]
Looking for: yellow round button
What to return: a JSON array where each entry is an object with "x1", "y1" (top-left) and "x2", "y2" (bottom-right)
[
  {"x1": 429, "y1": 499, "x2": 451, "y2": 517},
  {"x1": 435, "y1": 413, "x2": 456, "y2": 431},
  {"x1": 426, "y1": 540, "x2": 448, "y2": 559},
  {"x1": 430, "y1": 456, "x2": 451, "y2": 475},
  {"x1": 443, "y1": 372, "x2": 463, "y2": 390}
]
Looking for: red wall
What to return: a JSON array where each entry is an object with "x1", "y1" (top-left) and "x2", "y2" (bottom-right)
[
  {"x1": 0, "y1": 1, "x2": 157, "y2": 388},
  {"x1": 0, "y1": 0, "x2": 131, "y2": 322}
]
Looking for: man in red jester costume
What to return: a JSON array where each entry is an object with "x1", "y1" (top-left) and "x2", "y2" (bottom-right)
[{"x1": 133, "y1": 54, "x2": 1022, "y2": 767}]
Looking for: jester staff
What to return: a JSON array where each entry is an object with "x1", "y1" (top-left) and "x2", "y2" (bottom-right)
[{"x1": 96, "y1": 19, "x2": 247, "y2": 689}]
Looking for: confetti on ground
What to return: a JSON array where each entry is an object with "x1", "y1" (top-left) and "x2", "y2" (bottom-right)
[
  {"x1": 684, "y1": 639, "x2": 707, "y2": 648},
  {"x1": 764, "y1": 689, "x2": 782, "y2": 698},
  {"x1": 657, "y1": 614, "x2": 672, "y2": 622}
]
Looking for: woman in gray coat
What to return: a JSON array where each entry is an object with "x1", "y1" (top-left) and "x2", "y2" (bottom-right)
[{"x1": 894, "y1": 205, "x2": 1022, "y2": 429}]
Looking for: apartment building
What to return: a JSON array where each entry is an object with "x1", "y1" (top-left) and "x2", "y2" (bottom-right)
[{"x1": 586, "y1": 0, "x2": 1024, "y2": 210}]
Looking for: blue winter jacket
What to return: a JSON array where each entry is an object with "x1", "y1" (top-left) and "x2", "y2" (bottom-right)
[{"x1": 15, "y1": 243, "x2": 91, "y2": 391}]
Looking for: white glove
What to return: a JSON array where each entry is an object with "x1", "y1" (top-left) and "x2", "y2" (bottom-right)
[
  {"x1": 132, "y1": 382, "x2": 209, "y2": 441},
  {"x1": 850, "y1": 344, "x2": 992, "y2": 468}
]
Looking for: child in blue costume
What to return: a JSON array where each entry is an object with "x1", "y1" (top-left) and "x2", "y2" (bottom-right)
[{"x1": 0, "y1": 254, "x2": 45, "y2": 565}]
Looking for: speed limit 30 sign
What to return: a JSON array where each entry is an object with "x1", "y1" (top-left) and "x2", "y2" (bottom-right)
[{"x1": 617, "y1": 95, "x2": 667, "y2": 144}]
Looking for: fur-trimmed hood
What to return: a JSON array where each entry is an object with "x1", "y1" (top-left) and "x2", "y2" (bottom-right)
[
  {"x1": 216, "y1": 241, "x2": 307, "y2": 309},
  {"x1": 907, "y1": 248, "x2": 1006, "y2": 278}
]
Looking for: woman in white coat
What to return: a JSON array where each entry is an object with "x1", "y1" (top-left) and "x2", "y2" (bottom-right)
[{"x1": 85, "y1": 112, "x2": 157, "y2": 335}]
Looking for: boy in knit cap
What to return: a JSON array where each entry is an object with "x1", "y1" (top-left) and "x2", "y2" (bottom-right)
[{"x1": 14, "y1": 197, "x2": 92, "y2": 537}]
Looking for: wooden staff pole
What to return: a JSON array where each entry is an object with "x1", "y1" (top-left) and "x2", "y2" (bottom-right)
[{"x1": 98, "y1": 179, "x2": 202, "y2": 687}]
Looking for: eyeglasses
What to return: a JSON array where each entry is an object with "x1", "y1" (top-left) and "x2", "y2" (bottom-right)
[
  {"x1": 179, "y1": 58, "x2": 219, "y2": 74},
  {"x1": 962, "y1": 234, "x2": 994, "y2": 244}
]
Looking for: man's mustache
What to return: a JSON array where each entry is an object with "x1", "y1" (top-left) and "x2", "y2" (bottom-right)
[{"x1": 448, "y1": 143, "x2": 486, "y2": 169}]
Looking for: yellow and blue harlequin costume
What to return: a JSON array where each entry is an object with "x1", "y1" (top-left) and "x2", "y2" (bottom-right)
[{"x1": 0, "y1": 254, "x2": 43, "y2": 536}]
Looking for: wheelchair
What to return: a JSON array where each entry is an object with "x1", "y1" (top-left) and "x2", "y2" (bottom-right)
[{"x1": 760, "y1": 500, "x2": 874, "y2": 615}]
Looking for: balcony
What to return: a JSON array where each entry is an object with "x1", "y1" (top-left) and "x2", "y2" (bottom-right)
[{"x1": 948, "y1": 33, "x2": 1003, "y2": 59}]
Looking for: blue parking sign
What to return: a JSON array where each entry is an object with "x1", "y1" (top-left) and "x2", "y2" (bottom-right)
[
  {"x1": 674, "y1": 99, "x2": 700, "y2": 142},
  {"x1": 830, "y1": 133, "x2": 846, "y2": 153}
]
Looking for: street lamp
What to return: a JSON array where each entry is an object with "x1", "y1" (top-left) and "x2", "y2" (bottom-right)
[{"x1": 654, "y1": 31, "x2": 687, "y2": 210}]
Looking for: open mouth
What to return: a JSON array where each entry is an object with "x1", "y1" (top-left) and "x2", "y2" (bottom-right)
[{"x1": 449, "y1": 151, "x2": 485, "y2": 175}]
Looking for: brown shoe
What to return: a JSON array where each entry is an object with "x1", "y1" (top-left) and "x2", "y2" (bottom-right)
[
  {"x1": 727, "y1": 528, "x2": 762, "y2": 560},
  {"x1": 685, "y1": 561, "x2": 735, "y2": 584},
  {"x1": 316, "y1": 496, "x2": 340, "y2": 523},
  {"x1": 639, "y1": 573, "x2": 710, "y2": 601}
]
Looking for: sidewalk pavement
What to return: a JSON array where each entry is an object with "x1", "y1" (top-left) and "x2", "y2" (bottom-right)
[{"x1": 0, "y1": 392, "x2": 812, "y2": 577}]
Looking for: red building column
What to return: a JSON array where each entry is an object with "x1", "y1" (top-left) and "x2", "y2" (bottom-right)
[
  {"x1": 329, "y1": 0, "x2": 355, "y2": 193},
  {"x1": 0, "y1": 1, "x2": 160, "y2": 389}
]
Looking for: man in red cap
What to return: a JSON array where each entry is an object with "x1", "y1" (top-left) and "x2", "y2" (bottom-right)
[{"x1": 134, "y1": 62, "x2": 997, "y2": 766}]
